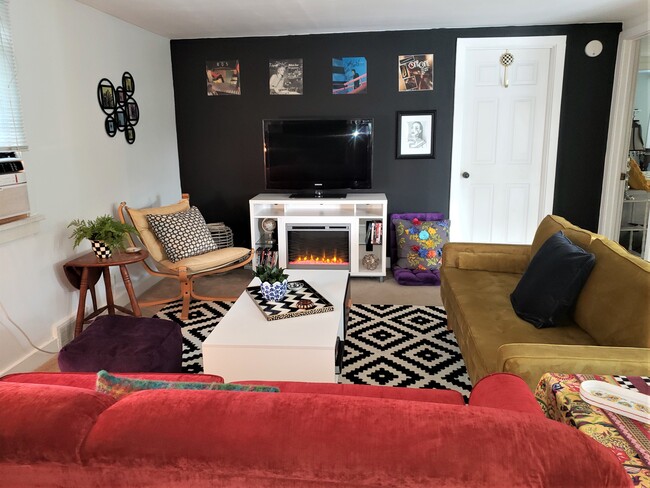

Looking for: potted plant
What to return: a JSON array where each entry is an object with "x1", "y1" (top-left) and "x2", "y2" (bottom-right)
[
  {"x1": 253, "y1": 264, "x2": 289, "y2": 302},
  {"x1": 68, "y1": 215, "x2": 137, "y2": 259}
]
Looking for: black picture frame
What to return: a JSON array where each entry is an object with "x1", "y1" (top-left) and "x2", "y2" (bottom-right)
[
  {"x1": 396, "y1": 110, "x2": 436, "y2": 159},
  {"x1": 115, "y1": 108, "x2": 127, "y2": 132},
  {"x1": 97, "y1": 78, "x2": 116, "y2": 114},
  {"x1": 125, "y1": 125, "x2": 136, "y2": 144},
  {"x1": 126, "y1": 99, "x2": 139, "y2": 125},
  {"x1": 116, "y1": 86, "x2": 126, "y2": 106},
  {"x1": 122, "y1": 71, "x2": 135, "y2": 96},
  {"x1": 104, "y1": 114, "x2": 117, "y2": 137}
]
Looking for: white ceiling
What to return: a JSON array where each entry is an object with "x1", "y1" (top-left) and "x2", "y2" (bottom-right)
[{"x1": 74, "y1": 0, "x2": 649, "y2": 40}]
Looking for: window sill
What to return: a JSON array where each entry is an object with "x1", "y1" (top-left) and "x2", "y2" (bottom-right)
[{"x1": 0, "y1": 214, "x2": 44, "y2": 245}]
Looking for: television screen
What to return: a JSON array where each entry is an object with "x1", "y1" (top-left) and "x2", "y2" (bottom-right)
[{"x1": 263, "y1": 119, "x2": 373, "y2": 192}]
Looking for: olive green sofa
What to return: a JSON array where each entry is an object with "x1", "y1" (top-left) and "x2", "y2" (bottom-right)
[{"x1": 441, "y1": 215, "x2": 650, "y2": 390}]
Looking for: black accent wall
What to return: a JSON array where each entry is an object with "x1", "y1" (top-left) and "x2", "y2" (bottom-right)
[{"x1": 170, "y1": 23, "x2": 621, "y2": 247}]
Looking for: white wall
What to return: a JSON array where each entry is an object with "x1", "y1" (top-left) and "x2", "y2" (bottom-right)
[{"x1": 0, "y1": 0, "x2": 181, "y2": 373}]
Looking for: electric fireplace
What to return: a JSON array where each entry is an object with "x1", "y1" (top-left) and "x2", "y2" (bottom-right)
[{"x1": 286, "y1": 224, "x2": 350, "y2": 270}]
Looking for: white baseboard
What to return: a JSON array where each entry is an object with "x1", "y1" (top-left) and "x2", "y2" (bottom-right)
[{"x1": 0, "y1": 274, "x2": 161, "y2": 376}]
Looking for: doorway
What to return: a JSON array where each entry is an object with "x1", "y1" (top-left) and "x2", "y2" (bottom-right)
[
  {"x1": 450, "y1": 36, "x2": 566, "y2": 243},
  {"x1": 599, "y1": 26, "x2": 649, "y2": 262}
]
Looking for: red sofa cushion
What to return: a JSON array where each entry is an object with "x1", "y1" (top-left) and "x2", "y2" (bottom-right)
[
  {"x1": 0, "y1": 382, "x2": 114, "y2": 464},
  {"x1": 234, "y1": 380, "x2": 465, "y2": 404},
  {"x1": 469, "y1": 373, "x2": 544, "y2": 416},
  {"x1": 80, "y1": 389, "x2": 630, "y2": 487}
]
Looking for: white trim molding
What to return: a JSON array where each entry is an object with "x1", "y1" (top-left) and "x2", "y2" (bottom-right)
[{"x1": 599, "y1": 23, "x2": 649, "y2": 240}]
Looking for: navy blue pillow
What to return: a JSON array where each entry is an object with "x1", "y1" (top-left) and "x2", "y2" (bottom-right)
[{"x1": 510, "y1": 231, "x2": 595, "y2": 329}]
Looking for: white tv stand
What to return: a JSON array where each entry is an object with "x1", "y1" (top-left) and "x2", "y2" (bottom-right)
[{"x1": 250, "y1": 193, "x2": 387, "y2": 279}]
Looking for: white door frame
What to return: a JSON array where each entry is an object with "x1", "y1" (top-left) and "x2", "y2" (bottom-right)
[
  {"x1": 598, "y1": 23, "x2": 649, "y2": 240},
  {"x1": 450, "y1": 36, "x2": 566, "y2": 240}
]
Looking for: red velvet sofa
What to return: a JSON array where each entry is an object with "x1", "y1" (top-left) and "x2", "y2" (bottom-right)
[{"x1": 0, "y1": 372, "x2": 630, "y2": 487}]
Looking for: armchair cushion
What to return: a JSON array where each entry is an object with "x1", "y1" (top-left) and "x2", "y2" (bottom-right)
[
  {"x1": 146, "y1": 206, "x2": 218, "y2": 263},
  {"x1": 126, "y1": 199, "x2": 190, "y2": 262},
  {"x1": 159, "y1": 246, "x2": 251, "y2": 273}
]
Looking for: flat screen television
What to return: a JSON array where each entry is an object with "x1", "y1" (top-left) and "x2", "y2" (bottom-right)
[{"x1": 263, "y1": 118, "x2": 373, "y2": 197}]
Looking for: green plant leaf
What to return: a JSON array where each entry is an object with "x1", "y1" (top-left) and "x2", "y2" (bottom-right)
[{"x1": 67, "y1": 215, "x2": 138, "y2": 250}]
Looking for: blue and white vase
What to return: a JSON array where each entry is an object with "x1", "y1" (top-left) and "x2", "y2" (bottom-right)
[
  {"x1": 90, "y1": 240, "x2": 112, "y2": 259},
  {"x1": 260, "y1": 279, "x2": 288, "y2": 302}
]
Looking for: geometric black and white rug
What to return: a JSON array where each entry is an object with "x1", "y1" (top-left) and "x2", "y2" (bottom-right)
[
  {"x1": 154, "y1": 301, "x2": 471, "y2": 397},
  {"x1": 153, "y1": 300, "x2": 233, "y2": 374},
  {"x1": 340, "y1": 304, "x2": 471, "y2": 397}
]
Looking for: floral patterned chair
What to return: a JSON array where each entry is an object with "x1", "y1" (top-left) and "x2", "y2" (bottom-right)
[{"x1": 389, "y1": 212, "x2": 448, "y2": 286}]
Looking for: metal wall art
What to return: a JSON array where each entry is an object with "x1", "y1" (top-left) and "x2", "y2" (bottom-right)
[{"x1": 97, "y1": 71, "x2": 139, "y2": 144}]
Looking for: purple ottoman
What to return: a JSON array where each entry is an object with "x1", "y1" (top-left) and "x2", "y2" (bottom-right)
[{"x1": 58, "y1": 315, "x2": 183, "y2": 373}]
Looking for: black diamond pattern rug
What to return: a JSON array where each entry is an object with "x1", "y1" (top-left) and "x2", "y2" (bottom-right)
[
  {"x1": 341, "y1": 304, "x2": 471, "y2": 397},
  {"x1": 154, "y1": 301, "x2": 471, "y2": 397}
]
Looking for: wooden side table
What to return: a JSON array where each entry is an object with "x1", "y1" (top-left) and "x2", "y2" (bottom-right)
[{"x1": 63, "y1": 249, "x2": 149, "y2": 337}]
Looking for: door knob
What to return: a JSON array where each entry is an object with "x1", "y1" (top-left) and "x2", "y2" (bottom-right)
[{"x1": 462, "y1": 171, "x2": 470, "y2": 179}]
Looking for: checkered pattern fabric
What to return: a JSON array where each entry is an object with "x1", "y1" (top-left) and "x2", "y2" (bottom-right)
[
  {"x1": 146, "y1": 206, "x2": 218, "y2": 263},
  {"x1": 90, "y1": 240, "x2": 112, "y2": 259}
]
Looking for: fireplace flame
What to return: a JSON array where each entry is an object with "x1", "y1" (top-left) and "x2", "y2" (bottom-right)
[{"x1": 290, "y1": 253, "x2": 349, "y2": 265}]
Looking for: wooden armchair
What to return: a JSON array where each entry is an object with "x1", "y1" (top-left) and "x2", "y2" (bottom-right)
[{"x1": 118, "y1": 194, "x2": 253, "y2": 319}]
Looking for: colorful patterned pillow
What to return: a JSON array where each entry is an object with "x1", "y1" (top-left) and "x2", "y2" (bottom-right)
[
  {"x1": 145, "y1": 206, "x2": 218, "y2": 263},
  {"x1": 96, "y1": 370, "x2": 280, "y2": 400},
  {"x1": 392, "y1": 218, "x2": 450, "y2": 270}
]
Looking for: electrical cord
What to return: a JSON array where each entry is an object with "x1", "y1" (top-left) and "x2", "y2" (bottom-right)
[{"x1": 0, "y1": 300, "x2": 57, "y2": 354}]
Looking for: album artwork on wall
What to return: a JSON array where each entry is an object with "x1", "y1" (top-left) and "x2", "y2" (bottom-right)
[
  {"x1": 398, "y1": 54, "x2": 434, "y2": 92},
  {"x1": 269, "y1": 59, "x2": 303, "y2": 95},
  {"x1": 332, "y1": 57, "x2": 367, "y2": 95},
  {"x1": 206, "y1": 60, "x2": 241, "y2": 96}
]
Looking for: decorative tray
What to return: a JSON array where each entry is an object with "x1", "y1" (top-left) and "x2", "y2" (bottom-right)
[
  {"x1": 246, "y1": 280, "x2": 334, "y2": 321},
  {"x1": 579, "y1": 380, "x2": 650, "y2": 424}
]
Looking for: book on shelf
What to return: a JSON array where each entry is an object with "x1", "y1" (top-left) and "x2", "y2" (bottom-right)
[
  {"x1": 365, "y1": 220, "x2": 383, "y2": 246},
  {"x1": 255, "y1": 247, "x2": 278, "y2": 268}
]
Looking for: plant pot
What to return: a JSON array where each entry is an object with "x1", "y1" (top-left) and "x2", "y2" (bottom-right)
[
  {"x1": 260, "y1": 279, "x2": 288, "y2": 302},
  {"x1": 90, "y1": 240, "x2": 112, "y2": 259}
]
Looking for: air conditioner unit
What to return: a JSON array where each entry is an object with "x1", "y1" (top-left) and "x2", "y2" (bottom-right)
[{"x1": 0, "y1": 158, "x2": 30, "y2": 224}]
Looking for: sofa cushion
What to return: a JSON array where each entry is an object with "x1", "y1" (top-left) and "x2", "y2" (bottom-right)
[
  {"x1": 510, "y1": 232, "x2": 595, "y2": 329},
  {"x1": 80, "y1": 389, "x2": 630, "y2": 487},
  {"x1": 393, "y1": 218, "x2": 450, "y2": 270},
  {"x1": 574, "y1": 238, "x2": 650, "y2": 347},
  {"x1": 126, "y1": 199, "x2": 190, "y2": 262},
  {"x1": 530, "y1": 215, "x2": 594, "y2": 256},
  {"x1": 0, "y1": 381, "x2": 114, "y2": 464},
  {"x1": 441, "y1": 267, "x2": 598, "y2": 383},
  {"x1": 457, "y1": 252, "x2": 529, "y2": 274},
  {"x1": 146, "y1": 206, "x2": 218, "y2": 263},
  {"x1": 96, "y1": 370, "x2": 279, "y2": 400}
]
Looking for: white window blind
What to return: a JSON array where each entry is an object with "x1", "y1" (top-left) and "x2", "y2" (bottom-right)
[{"x1": 0, "y1": 0, "x2": 27, "y2": 151}]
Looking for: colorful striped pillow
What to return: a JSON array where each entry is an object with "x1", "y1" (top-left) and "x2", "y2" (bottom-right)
[{"x1": 96, "y1": 370, "x2": 280, "y2": 400}]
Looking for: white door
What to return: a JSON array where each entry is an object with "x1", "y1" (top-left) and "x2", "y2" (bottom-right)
[{"x1": 450, "y1": 36, "x2": 566, "y2": 243}]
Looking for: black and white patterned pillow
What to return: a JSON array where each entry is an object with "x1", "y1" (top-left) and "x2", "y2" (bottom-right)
[{"x1": 146, "y1": 206, "x2": 218, "y2": 263}]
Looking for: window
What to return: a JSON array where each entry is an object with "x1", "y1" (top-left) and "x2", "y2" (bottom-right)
[{"x1": 0, "y1": 0, "x2": 27, "y2": 151}]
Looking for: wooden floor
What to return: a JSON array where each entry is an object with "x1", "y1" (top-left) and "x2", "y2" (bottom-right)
[{"x1": 35, "y1": 268, "x2": 443, "y2": 372}]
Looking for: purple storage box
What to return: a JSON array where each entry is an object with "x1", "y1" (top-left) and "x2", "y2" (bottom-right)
[
  {"x1": 390, "y1": 212, "x2": 446, "y2": 286},
  {"x1": 58, "y1": 315, "x2": 183, "y2": 373}
]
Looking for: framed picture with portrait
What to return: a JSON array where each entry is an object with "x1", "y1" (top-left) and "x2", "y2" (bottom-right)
[{"x1": 396, "y1": 110, "x2": 436, "y2": 159}]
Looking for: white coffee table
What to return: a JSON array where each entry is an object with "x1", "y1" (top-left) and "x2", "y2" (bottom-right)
[{"x1": 201, "y1": 270, "x2": 350, "y2": 383}]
